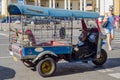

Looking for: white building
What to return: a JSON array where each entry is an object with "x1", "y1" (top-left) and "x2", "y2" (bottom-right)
[{"x1": 100, "y1": 0, "x2": 113, "y2": 15}]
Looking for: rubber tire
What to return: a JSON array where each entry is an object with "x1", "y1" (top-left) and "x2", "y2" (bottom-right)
[
  {"x1": 37, "y1": 57, "x2": 56, "y2": 77},
  {"x1": 92, "y1": 49, "x2": 107, "y2": 66}
]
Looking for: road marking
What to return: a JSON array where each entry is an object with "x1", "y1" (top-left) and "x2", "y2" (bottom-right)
[
  {"x1": 112, "y1": 41, "x2": 120, "y2": 43},
  {"x1": 96, "y1": 68, "x2": 113, "y2": 73},
  {"x1": 0, "y1": 33, "x2": 9, "y2": 37},
  {"x1": 0, "y1": 44, "x2": 9, "y2": 45},
  {"x1": 108, "y1": 73, "x2": 120, "y2": 79},
  {"x1": 0, "y1": 56, "x2": 12, "y2": 59},
  {"x1": 110, "y1": 31, "x2": 120, "y2": 43},
  {"x1": 0, "y1": 38, "x2": 7, "y2": 39}
]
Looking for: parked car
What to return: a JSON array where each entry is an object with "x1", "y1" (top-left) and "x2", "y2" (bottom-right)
[
  {"x1": 1, "y1": 16, "x2": 21, "y2": 23},
  {"x1": 24, "y1": 17, "x2": 51, "y2": 25}
]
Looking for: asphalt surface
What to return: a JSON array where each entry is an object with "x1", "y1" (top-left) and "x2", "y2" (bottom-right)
[{"x1": 0, "y1": 30, "x2": 120, "y2": 80}]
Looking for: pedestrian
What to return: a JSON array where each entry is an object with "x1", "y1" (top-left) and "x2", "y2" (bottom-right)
[
  {"x1": 103, "y1": 8, "x2": 115, "y2": 51},
  {"x1": 115, "y1": 16, "x2": 120, "y2": 30}
]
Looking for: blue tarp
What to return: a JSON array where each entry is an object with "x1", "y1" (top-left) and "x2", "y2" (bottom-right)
[
  {"x1": 49, "y1": 9, "x2": 72, "y2": 17},
  {"x1": 8, "y1": 4, "x2": 49, "y2": 16},
  {"x1": 8, "y1": 4, "x2": 99, "y2": 18},
  {"x1": 71, "y1": 11, "x2": 99, "y2": 18}
]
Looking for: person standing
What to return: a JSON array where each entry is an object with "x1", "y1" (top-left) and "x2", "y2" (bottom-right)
[
  {"x1": 103, "y1": 8, "x2": 115, "y2": 51},
  {"x1": 115, "y1": 16, "x2": 120, "y2": 30}
]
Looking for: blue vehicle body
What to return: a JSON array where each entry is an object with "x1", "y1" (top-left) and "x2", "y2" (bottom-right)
[
  {"x1": 22, "y1": 46, "x2": 72, "y2": 57},
  {"x1": 1, "y1": 16, "x2": 21, "y2": 23}
]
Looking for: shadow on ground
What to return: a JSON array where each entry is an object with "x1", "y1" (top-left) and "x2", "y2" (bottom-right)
[
  {"x1": 98, "y1": 58, "x2": 120, "y2": 69},
  {"x1": 112, "y1": 46, "x2": 120, "y2": 50},
  {"x1": 0, "y1": 66, "x2": 16, "y2": 80},
  {"x1": 51, "y1": 58, "x2": 120, "y2": 77}
]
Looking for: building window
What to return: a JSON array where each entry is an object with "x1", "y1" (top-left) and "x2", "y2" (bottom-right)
[
  {"x1": 11, "y1": 0, "x2": 18, "y2": 3},
  {"x1": 87, "y1": 4, "x2": 92, "y2": 6},
  {"x1": 70, "y1": 2, "x2": 72, "y2": 10},
  {"x1": 56, "y1": 2, "x2": 59, "y2": 8},
  {"x1": 70, "y1": 2, "x2": 72, "y2": 7}
]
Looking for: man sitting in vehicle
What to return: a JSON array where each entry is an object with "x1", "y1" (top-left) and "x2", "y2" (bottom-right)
[{"x1": 78, "y1": 30, "x2": 88, "y2": 46}]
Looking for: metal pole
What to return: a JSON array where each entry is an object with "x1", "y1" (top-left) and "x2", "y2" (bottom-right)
[
  {"x1": 8, "y1": 15, "x2": 11, "y2": 44},
  {"x1": 70, "y1": 18, "x2": 73, "y2": 44}
]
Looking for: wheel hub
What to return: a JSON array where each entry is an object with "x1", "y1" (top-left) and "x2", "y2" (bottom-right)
[{"x1": 41, "y1": 61, "x2": 52, "y2": 74}]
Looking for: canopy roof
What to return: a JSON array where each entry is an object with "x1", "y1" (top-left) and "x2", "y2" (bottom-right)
[{"x1": 8, "y1": 4, "x2": 99, "y2": 18}]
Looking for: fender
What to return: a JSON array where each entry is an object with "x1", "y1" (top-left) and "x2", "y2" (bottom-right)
[
  {"x1": 32, "y1": 51, "x2": 57, "y2": 63},
  {"x1": 100, "y1": 33, "x2": 106, "y2": 47},
  {"x1": 101, "y1": 40, "x2": 106, "y2": 46}
]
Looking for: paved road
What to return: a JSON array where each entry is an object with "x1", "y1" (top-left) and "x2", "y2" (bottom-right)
[
  {"x1": 113, "y1": 30, "x2": 120, "y2": 44},
  {"x1": 0, "y1": 30, "x2": 120, "y2": 80}
]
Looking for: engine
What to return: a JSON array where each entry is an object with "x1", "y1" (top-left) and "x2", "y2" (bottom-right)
[{"x1": 73, "y1": 45, "x2": 89, "y2": 60}]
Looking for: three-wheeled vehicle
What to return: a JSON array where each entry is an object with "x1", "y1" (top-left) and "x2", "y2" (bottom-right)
[{"x1": 8, "y1": 4, "x2": 107, "y2": 77}]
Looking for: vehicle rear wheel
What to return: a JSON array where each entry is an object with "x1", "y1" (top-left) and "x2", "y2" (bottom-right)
[
  {"x1": 37, "y1": 57, "x2": 56, "y2": 77},
  {"x1": 92, "y1": 49, "x2": 107, "y2": 66}
]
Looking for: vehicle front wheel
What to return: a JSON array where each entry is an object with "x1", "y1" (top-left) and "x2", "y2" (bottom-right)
[
  {"x1": 92, "y1": 49, "x2": 107, "y2": 66},
  {"x1": 37, "y1": 57, "x2": 56, "y2": 77}
]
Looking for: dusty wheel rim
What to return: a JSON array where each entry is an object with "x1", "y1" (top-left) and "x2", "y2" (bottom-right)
[
  {"x1": 96, "y1": 54, "x2": 104, "y2": 62},
  {"x1": 92, "y1": 49, "x2": 107, "y2": 66},
  {"x1": 41, "y1": 60, "x2": 52, "y2": 74}
]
